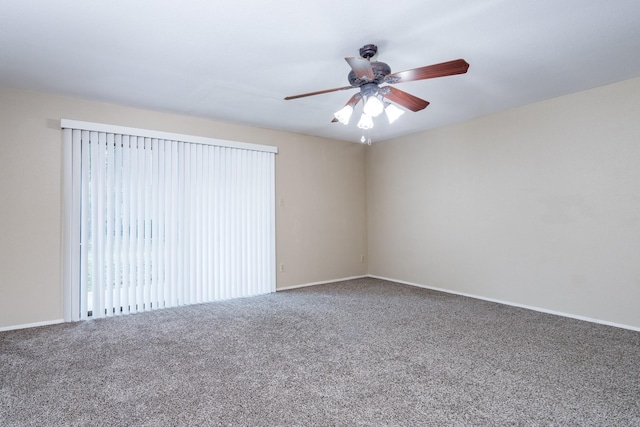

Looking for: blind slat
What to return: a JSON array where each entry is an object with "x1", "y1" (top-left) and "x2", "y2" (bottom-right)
[{"x1": 105, "y1": 133, "x2": 115, "y2": 317}]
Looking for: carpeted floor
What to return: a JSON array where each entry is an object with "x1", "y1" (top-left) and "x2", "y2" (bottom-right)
[{"x1": 1, "y1": 278, "x2": 639, "y2": 426}]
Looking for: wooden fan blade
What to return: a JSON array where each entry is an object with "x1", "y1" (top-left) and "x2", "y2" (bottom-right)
[
  {"x1": 384, "y1": 87, "x2": 429, "y2": 112},
  {"x1": 386, "y1": 59, "x2": 469, "y2": 84},
  {"x1": 285, "y1": 85, "x2": 354, "y2": 100},
  {"x1": 345, "y1": 57, "x2": 374, "y2": 80},
  {"x1": 331, "y1": 93, "x2": 362, "y2": 123}
]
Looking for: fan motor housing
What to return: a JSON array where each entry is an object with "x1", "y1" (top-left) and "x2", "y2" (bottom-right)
[{"x1": 348, "y1": 61, "x2": 391, "y2": 87}]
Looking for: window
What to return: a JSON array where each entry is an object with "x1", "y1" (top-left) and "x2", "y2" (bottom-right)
[{"x1": 61, "y1": 120, "x2": 276, "y2": 320}]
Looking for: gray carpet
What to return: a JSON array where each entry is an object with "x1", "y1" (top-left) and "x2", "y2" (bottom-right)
[{"x1": 1, "y1": 278, "x2": 639, "y2": 426}]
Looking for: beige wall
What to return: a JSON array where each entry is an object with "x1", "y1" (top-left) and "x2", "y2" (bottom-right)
[
  {"x1": 3, "y1": 75, "x2": 639, "y2": 330},
  {"x1": 368, "y1": 76, "x2": 640, "y2": 328},
  {"x1": 0, "y1": 85, "x2": 367, "y2": 329}
]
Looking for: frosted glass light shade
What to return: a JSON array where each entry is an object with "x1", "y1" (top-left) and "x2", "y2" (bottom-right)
[
  {"x1": 333, "y1": 105, "x2": 354, "y2": 125},
  {"x1": 357, "y1": 113, "x2": 374, "y2": 130},
  {"x1": 385, "y1": 103, "x2": 405, "y2": 124},
  {"x1": 363, "y1": 96, "x2": 384, "y2": 117}
]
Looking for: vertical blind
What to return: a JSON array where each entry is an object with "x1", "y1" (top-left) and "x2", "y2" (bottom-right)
[{"x1": 62, "y1": 121, "x2": 276, "y2": 321}]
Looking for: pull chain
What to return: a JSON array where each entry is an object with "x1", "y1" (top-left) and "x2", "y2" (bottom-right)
[{"x1": 361, "y1": 129, "x2": 372, "y2": 145}]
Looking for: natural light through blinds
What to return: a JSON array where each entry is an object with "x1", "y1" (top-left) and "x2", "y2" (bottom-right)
[{"x1": 61, "y1": 120, "x2": 276, "y2": 321}]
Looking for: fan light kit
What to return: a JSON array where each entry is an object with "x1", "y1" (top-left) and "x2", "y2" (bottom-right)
[{"x1": 285, "y1": 44, "x2": 469, "y2": 144}]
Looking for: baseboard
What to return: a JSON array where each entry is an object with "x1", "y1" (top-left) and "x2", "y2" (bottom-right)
[
  {"x1": 0, "y1": 319, "x2": 65, "y2": 333},
  {"x1": 5, "y1": 278, "x2": 636, "y2": 333},
  {"x1": 368, "y1": 275, "x2": 640, "y2": 332},
  {"x1": 277, "y1": 275, "x2": 369, "y2": 292}
]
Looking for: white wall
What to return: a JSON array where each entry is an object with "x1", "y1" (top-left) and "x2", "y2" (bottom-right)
[
  {"x1": 0, "y1": 85, "x2": 367, "y2": 329},
  {"x1": 368, "y1": 76, "x2": 640, "y2": 329}
]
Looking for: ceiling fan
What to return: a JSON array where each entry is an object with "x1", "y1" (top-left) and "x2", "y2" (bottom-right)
[{"x1": 284, "y1": 44, "x2": 469, "y2": 130}]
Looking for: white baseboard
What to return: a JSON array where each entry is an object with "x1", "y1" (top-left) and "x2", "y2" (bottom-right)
[
  {"x1": 0, "y1": 319, "x2": 65, "y2": 333},
  {"x1": 368, "y1": 275, "x2": 640, "y2": 332},
  {"x1": 4, "y1": 277, "x2": 637, "y2": 333},
  {"x1": 277, "y1": 275, "x2": 368, "y2": 292}
]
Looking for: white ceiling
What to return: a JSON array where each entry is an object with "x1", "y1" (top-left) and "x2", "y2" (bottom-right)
[{"x1": 1, "y1": 1, "x2": 640, "y2": 143}]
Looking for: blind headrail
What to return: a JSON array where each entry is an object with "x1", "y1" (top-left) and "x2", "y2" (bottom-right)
[{"x1": 60, "y1": 119, "x2": 278, "y2": 154}]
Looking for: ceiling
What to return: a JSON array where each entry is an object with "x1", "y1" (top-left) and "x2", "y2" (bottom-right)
[{"x1": 1, "y1": 1, "x2": 640, "y2": 143}]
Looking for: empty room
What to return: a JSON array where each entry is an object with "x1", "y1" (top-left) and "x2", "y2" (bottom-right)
[{"x1": 1, "y1": 1, "x2": 639, "y2": 425}]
